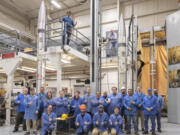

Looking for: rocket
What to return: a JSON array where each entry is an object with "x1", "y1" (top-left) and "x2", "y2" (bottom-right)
[
  {"x1": 118, "y1": 14, "x2": 127, "y2": 90},
  {"x1": 37, "y1": 0, "x2": 46, "y2": 92}
]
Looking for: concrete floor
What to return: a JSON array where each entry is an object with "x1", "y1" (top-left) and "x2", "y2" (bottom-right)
[{"x1": 0, "y1": 118, "x2": 179, "y2": 135}]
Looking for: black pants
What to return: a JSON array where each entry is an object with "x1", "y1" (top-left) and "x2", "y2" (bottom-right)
[
  {"x1": 121, "y1": 111, "x2": 127, "y2": 130},
  {"x1": 14, "y1": 112, "x2": 26, "y2": 130}
]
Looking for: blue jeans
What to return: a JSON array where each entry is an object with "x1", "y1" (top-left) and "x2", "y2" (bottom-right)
[
  {"x1": 108, "y1": 41, "x2": 118, "y2": 56},
  {"x1": 127, "y1": 115, "x2": 138, "y2": 132},
  {"x1": 144, "y1": 115, "x2": 156, "y2": 133},
  {"x1": 156, "y1": 111, "x2": 161, "y2": 130},
  {"x1": 62, "y1": 30, "x2": 72, "y2": 45}
]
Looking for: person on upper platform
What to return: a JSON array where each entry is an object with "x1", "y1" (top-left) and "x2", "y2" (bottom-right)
[{"x1": 61, "y1": 11, "x2": 77, "y2": 46}]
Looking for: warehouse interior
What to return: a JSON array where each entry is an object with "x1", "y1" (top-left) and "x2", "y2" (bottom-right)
[{"x1": 0, "y1": 0, "x2": 180, "y2": 135}]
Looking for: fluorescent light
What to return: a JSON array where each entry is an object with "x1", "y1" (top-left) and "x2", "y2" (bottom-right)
[
  {"x1": 61, "y1": 59, "x2": 70, "y2": 64},
  {"x1": 46, "y1": 65, "x2": 56, "y2": 71},
  {"x1": 17, "y1": 66, "x2": 36, "y2": 73},
  {"x1": 51, "y1": 0, "x2": 61, "y2": 9},
  {"x1": 101, "y1": 65, "x2": 117, "y2": 69}
]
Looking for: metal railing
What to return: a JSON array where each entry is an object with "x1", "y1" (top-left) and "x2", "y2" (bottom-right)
[
  {"x1": 0, "y1": 30, "x2": 36, "y2": 55},
  {"x1": 45, "y1": 19, "x2": 90, "y2": 54}
]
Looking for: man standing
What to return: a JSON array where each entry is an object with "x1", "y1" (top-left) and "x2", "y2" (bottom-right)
[
  {"x1": 100, "y1": 91, "x2": 108, "y2": 114},
  {"x1": 37, "y1": 87, "x2": 46, "y2": 129},
  {"x1": 75, "y1": 104, "x2": 92, "y2": 135},
  {"x1": 24, "y1": 88, "x2": 39, "y2": 135},
  {"x1": 13, "y1": 88, "x2": 28, "y2": 132},
  {"x1": 92, "y1": 105, "x2": 108, "y2": 135},
  {"x1": 108, "y1": 30, "x2": 118, "y2": 57},
  {"x1": 61, "y1": 11, "x2": 76, "y2": 46},
  {"x1": 121, "y1": 87, "x2": 127, "y2": 131},
  {"x1": 143, "y1": 88, "x2": 158, "y2": 135},
  {"x1": 41, "y1": 105, "x2": 56, "y2": 135},
  {"x1": 123, "y1": 89, "x2": 139, "y2": 135},
  {"x1": 135, "y1": 86, "x2": 145, "y2": 131},
  {"x1": 109, "y1": 107, "x2": 123, "y2": 135},
  {"x1": 55, "y1": 91, "x2": 68, "y2": 130},
  {"x1": 107, "y1": 87, "x2": 122, "y2": 115},
  {"x1": 154, "y1": 89, "x2": 164, "y2": 133},
  {"x1": 91, "y1": 92, "x2": 101, "y2": 115},
  {"x1": 83, "y1": 87, "x2": 95, "y2": 116}
]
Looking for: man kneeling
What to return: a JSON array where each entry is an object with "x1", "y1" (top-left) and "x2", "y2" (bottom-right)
[
  {"x1": 41, "y1": 105, "x2": 56, "y2": 135},
  {"x1": 75, "y1": 104, "x2": 92, "y2": 135},
  {"x1": 92, "y1": 105, "x2": 109, "y2": 135},
  {"x1": 109, "y1": 107, "x2": 123, "y2": 135}
]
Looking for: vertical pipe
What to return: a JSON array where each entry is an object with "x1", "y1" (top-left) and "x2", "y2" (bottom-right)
[
  {"x1": 5, "y1": 74, "x2": 14, "y2": 126},
  {"x1": 56, "y1": 54, "x2": 62, "y2": 96}
]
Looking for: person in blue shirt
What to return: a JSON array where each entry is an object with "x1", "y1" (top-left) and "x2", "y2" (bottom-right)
[
  {"x1": 135, "y1": 86, "x2": 145, "y2": 131},
  {"x1": 91, "y1": 92, "x2": 102, "y2": 115},
  {"x1": 37, "y1": 87, "x2": 46, "y2": 129},
  {"x1": 109, "y1": 107, "x2": 123, "y2": 135},
  {"x1": 143, "y1": 88, "x2": 158, "y2": 135},
  {"x1": 61, "y1": 11, "x2": 76, "y2": 46},
  {"x1": 55, "y1": 90, "x2": 68, "y2": 130},
  {"x1": 70, "y1": 90, "x2": 84, "y2": 128},
  {"x1": 41, "y1": 105, "x2": 56, "y2": 135},
  {"x1": 123, "y1": 88, "x2": 139, "y2": 135},
  {"x1": 92, "y1": 105, "x2": 108, "y2": 135},
  {"x1": 107, "y1": 30, "x2": 118, "y2": 57},
  {"x1": 154, "y1": 89, "x2": 164, "y2": 133},
  {"x1": 120, "y1": 86, "x2": 127, "y2": 131},
  {"x1": 24, "y1": 88, "x2": 39, "y2": 135},
  {"x1": 107, "y1": 87, "x2": 122, "y2": 115},
  {"x1": 13, "y1": 88, "x2": 28, "y2": 132},
  {"x1": 100, "y1": 91, "x2": 108, "y2": 114},
  {"x1": 75, "y1": 104, "x2": 92, "y2": 135},
  {"x1": 83, "y1": 87, "x2": 95, "y2": 116},
  {"x1": 43, "y1": 91, "x2": 55, "y2": 112}
]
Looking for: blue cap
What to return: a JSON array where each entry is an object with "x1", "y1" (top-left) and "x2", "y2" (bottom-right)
[{"x1": 147, "y1": 88, "x2": 152, "y2": 92}]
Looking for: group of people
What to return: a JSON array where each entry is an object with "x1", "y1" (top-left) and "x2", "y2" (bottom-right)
[{"x1": 13, "y1": 86, "x2": 164, "y2": 135}]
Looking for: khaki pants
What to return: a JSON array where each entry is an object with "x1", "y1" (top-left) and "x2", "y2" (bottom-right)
[
  {"x1": 111, "y1": 129, "x2": 117, "y2": 135},
  {"x1": 137, "y1": 110, "x2": 144, "y2": 129},
  {"x1": 92, "y1": 128, "x2": 108, "y2": 135},
  {"x1": 26, "y1": 119, "x2": 37, "y2": 132}
]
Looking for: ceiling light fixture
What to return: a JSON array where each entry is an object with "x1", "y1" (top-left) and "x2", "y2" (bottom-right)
[{"x1": 51, "y1": 0, "x2": 61, "y2": 9}]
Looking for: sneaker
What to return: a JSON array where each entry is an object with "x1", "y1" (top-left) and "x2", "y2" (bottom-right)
[
  {"x1": 135, "y1": 131, "x2": 139, "y2": 135},
  {"x1": 158, "y1": 129, "x2": 162, "y2": 132},
  {"x1": 142, "y1": 128, "x2": 145, "y2": 131},
  {"x1": 152, "y1": 132, "x2": 156, "y2": 135},
  {"x1": 143, "y1": 131, "x2": 148, "y2": 134},
  {"x1": 13, "y1": 129, "x2": 18, "y2": 132},
  {"x1": 24, "y1": 132, "x2": 30, "y2": 135}
]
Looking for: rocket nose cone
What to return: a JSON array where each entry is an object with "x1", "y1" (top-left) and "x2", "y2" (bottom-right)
[{"x1": 38, "y1": 0, "x2": 46, "y2": 29}]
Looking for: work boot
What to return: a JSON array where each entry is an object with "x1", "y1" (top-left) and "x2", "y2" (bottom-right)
[
  {"x1": 126, "y1": 131, "x2": 131, "y2": 134},
  {"x1": 152, "y1": 132, "x2": 156, "y2": 135},
  {"x1": 143, "y1": 131, "x2": 148, "y2": 134},
  {"x1": 33, "y1": 131, "x2": 37, "y2": 135},
  {"x1": 135, "y1": 131, "x2": 139, "y2": 135},
  {"x1": 13, "y1": 129, "x2": 18, "y2": 132},
  {"x1": 24, "y1": 132, "x2": 30, "y2": 135},
  {"x1": 158, "y1": 129, "x2": 162, "y2": 132}
]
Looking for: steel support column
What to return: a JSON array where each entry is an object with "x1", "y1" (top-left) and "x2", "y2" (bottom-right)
[{"x1": 90, "y1": 0, "x2": 100, "y2": 94}]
